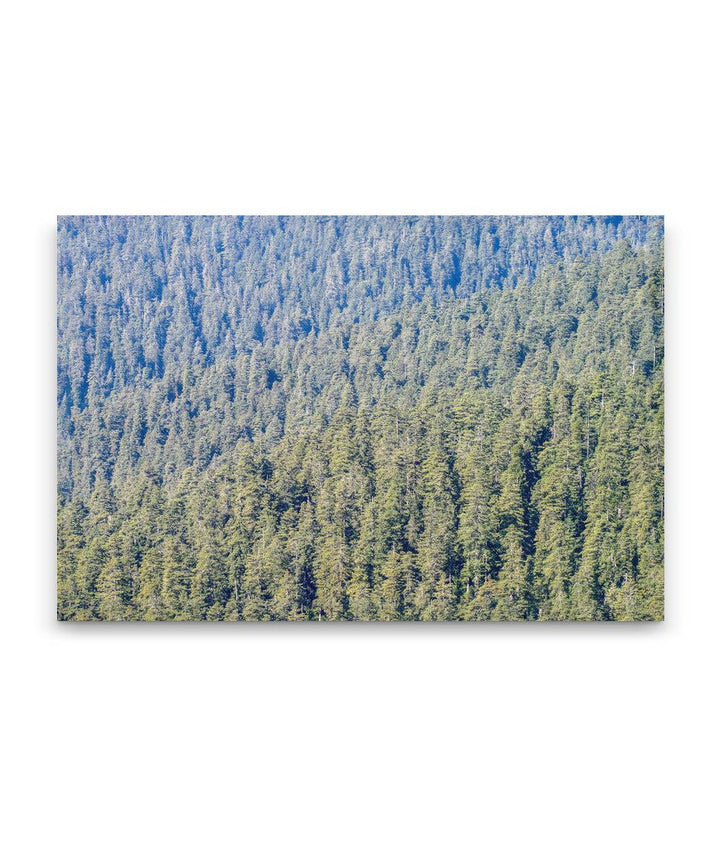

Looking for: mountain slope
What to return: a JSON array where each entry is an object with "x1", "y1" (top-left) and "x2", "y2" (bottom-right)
[{"x1": 57, "y1": 215, "x2": 664, "y2": 620}]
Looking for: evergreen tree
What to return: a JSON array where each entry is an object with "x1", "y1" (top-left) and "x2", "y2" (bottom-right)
[{"x1": 57, "y1": 216, "x2": 664, "y2": 621}]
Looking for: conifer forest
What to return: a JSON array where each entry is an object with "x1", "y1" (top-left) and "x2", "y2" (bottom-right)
[{"x1": 57, "y1": 216, "x2": 664, "y2": 621}]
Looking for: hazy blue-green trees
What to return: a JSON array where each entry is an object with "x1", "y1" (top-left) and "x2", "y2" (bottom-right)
[{"x1": 57, "y1": 216, "x2": 664, "y2": 620}]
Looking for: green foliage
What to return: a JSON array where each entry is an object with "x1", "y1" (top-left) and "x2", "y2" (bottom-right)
[{"x1": 57, "y1": 216, "x2": 664, "y2": 620}]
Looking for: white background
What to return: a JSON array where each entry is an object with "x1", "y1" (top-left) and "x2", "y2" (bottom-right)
[{"x1": 2, "y1": 1, "x2": 718, "y2": 853}]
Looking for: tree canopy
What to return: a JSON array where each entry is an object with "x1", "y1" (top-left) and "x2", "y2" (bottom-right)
[{"x1": 57, "y1": 215, "x2": 664, "y2": 620}]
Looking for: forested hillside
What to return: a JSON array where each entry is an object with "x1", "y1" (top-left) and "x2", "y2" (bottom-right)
[{"x1": 57, "y1": 216, "x2": 664, "y2": 620}]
